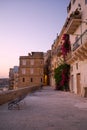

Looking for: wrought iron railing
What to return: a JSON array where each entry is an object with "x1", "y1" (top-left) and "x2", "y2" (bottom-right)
[{"x1": 73, "y1": 30, "x2": 87, "y2": 51}]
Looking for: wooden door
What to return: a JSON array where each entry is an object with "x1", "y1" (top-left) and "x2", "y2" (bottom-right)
[
  {"x1": 71, "y1": 75, "x2": 74, "y2": 92},
  {"x1": 77, "y1": 73, "x2": 81, "y2": 95}
]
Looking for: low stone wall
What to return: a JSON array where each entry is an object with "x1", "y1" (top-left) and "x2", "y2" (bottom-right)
[{"x1": 0, "y1": 86, "x2": 40, "y2": 105}]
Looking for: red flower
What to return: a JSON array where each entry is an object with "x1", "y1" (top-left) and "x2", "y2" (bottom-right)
[{"x1": 62, "y1": 34, "x2": 71, "y2": 58}]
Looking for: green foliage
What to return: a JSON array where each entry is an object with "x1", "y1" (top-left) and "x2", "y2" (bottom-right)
[{"x1": 54, "y1": 63, "x2": 70, "y2": 91}]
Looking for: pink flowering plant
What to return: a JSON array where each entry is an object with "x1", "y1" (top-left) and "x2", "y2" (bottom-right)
[
  {"x1": 54, "y1": 34, "x2": 71, "y2": 91},
  {"x1": 62, "y1": 34, "x2": 71, "y2": 60},
  {"x1": 54, "y1": 63, "x2": 70, "y2": 90}
]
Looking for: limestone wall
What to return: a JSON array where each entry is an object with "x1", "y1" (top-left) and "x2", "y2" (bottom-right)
[{"x1": 0, "y1": 86, "x2": 40, "y2": 105}]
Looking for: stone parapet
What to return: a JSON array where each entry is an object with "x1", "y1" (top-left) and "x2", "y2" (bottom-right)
[{"x1": 0, "y1": 86, "x2": 40, "y2": 105}]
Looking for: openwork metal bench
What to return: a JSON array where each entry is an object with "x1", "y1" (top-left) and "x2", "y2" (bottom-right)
[{"x1": 8, "y1": 94, "x2": 27, "y2": 110}]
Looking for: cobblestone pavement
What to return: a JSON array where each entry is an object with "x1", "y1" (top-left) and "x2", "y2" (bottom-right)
[{"x1": 0, "y1": 86, "x2": 87, "y2": 130}]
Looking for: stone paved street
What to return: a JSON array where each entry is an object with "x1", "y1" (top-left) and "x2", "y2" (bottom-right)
[{"x1": 0, "y1": 86, "x2": 87, "y2": 130}]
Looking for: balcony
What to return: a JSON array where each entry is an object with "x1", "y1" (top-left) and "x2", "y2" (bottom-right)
[
  {"x1": 73, "y1": 42, "x2": 80, "y2": 51},
  {"x1": 65, "y1": 52, "x2": 72, "y2": 61},
  {"x1": 73, "y1": 30, "x2": 87, "y2": 51},
  {"x1": 66, "y1": 30, "x2": 87, "y2": 63},
  {"x1": 51, "y1": 45, "x2": 62, "y2": 57},
  {"x1": 57, "y1": 45, "x2": 62, "y2": 56},
  {"x1": 65, "y1": 10, "x2": 82, "y2": 34}
]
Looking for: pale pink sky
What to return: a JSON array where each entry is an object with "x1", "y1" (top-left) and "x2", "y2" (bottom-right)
[{"x1": 0, "y1": 0, "x2": 69, "y2": 78}]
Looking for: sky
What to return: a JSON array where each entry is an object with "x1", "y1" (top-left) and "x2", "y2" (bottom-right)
[{"x1": 0, "y1": 0, "x2": 69, "y2": 78}]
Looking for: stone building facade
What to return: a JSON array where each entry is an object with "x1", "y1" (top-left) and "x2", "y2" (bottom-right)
[
  {"x1": 18, "y1": 52, "x2": 44, "y2": 88},
  {"x1": 50, "y1": 0, "x2": 87, "y2": 97},
  {"x1": 44, "y1": 50, "x2": 51, "y2": 86},
  {"x1": 9, "y1": 66, "x2": 19, "y2": 89},
  {"x1": 50, "y1": 29, "x2": 66, "y2": 88},
  {"x1": 65, "y1": 0, "x2": 87, "y2": 96}
]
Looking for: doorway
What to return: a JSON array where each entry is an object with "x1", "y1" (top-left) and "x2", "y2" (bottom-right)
[
  {"x1": 76, "y1": 73, "x2": 81, "y2": 95},
  {"x1": 71, "y1": 75, "x2": 74, "y2": 92}
]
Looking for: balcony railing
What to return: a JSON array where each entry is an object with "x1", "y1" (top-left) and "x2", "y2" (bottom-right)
[
  {"x1": 73, "y1": 30, "x2": 87, "y2": 51},
  {"x1": 65, "y1": 52, "x2": 72, "y2": 61},
  {"x1": 66, "y1": 30, "x2": 87, "y2": 63}
]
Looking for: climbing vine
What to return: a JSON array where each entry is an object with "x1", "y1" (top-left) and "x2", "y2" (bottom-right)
[
  {"x1": 62, "y1": 34, "x2": 71, "y2": 60},
  {"x1": 54, "y1": 63, "x2": 70, "y2": 91},
  {"x1": 54, "y1": 34, "x2": 71, "y2": 91}
]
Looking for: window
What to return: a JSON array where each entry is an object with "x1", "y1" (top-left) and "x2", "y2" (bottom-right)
[
  {"x1": 40, "y1": 69, "x2": 43, "y2": 74},
  {"x1": 31, "y1": 78, "x2": 33, "y2": 82},
  {"x1": 30, "y1": 68, "x2": 34, "y2": 74},
  {"x1": 30, "y1": 59, "x2": 34, "y2": 65},
  {"x1": 22, "y1": 78, "x2": 25, "y2": 82},
  {"x1": 22, "y1": 68, "x2": 26, "y2": 74},
  {"x1": 22, "y1": 60, "x2": 26, "y2": 65}
]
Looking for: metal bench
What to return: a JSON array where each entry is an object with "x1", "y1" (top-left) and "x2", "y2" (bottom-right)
[{"x1": 8, "y1": 94, "x2": 27, "y2": 110}]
